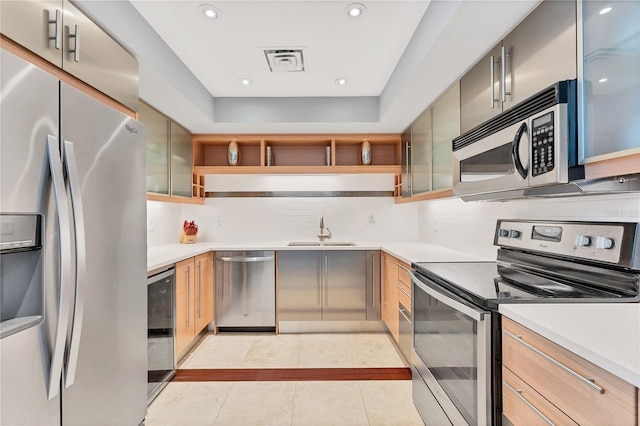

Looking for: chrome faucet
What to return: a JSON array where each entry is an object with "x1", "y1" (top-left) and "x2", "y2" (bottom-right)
[{"x1": 318, "y1": 215, "x2": 332, "y2": 241}]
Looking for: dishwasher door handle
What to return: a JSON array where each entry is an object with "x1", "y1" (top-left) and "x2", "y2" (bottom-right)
[{"x1": 220, "y1": 256, "x2": 274, "y2": 262}]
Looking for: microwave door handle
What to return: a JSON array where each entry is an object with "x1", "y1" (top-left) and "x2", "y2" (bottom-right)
[{"x1": 512, "y1": 122, "x2": 528, "y2": 179}]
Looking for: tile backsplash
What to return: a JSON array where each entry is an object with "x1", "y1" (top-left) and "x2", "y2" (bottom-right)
[
  {"x1": 148, "y1": 179, "x2": 639, "y2": 258},
  {"x1": 147, "y1": 197, "x2": 419, "y2": 247},
  {"x1": 417, "y1": 193, "x2": 640, "y2": 258}
]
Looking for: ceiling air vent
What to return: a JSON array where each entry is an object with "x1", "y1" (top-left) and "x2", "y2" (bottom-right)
[{"x1": 263, "y1": 48, "x2": 305, "y2": 72}]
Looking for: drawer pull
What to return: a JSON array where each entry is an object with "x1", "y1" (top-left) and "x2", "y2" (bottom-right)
[
  {"x1": 504, "y1": 330, "x2": 605, "y2": 394},
  {"x1": 504, "y1": 381, "x2": 555, "y2": 426},
  {"x1": 398, "y1": 285, "x2": 411, "y2": 298}
]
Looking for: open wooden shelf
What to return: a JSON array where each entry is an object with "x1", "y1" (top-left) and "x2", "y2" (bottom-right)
[{"x1": 192, "y1": 133, "x2": 401, "y2": 174}]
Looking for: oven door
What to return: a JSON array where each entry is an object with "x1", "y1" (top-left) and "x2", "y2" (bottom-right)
[
  {"x1": 411, "y1": 271, "x2": 492, "y2": 426},
  {"x1": 453, "y1": 119, "x2": 530, "y2": 197}
]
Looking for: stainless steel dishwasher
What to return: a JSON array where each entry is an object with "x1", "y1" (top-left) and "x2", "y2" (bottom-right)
[{"x1": 215, "y1": 251, "x2": 276, "y2": 330}]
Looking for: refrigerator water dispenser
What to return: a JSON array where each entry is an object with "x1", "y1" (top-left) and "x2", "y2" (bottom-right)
[{"x1": 0, "y1": 213, "x2": 44, "y2": 339}]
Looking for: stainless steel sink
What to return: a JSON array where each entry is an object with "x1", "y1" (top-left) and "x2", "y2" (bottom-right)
[{"x1": 287, "y1": 241, "x2": 356, "y2": 247}]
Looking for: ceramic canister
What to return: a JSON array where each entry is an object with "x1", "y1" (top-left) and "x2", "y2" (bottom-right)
[
  {"x1": 228, "y1": 140, "x2": 239, "y2": 165},
  {"x1": 361, "y1": 140, "x2": 372, "y2": 165}
]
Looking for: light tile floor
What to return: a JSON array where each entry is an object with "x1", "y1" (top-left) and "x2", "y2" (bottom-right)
[{"x1": 146, "y1": 333, "x2": 424, "y2": 426}]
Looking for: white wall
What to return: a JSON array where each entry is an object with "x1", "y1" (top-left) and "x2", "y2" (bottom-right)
[
  {"x1": 147, "y1": 197, "x2": 419, "y2": 246},
  {"x1": 417, "y1": 193, "x2": 640, "y2": 259}
]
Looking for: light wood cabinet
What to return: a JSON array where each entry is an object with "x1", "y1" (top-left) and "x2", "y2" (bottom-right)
[
  {"x1": 382, "y1": 252, "x2": 399, "y2": 342},
  {"x1": 502, "y1": 317, "x2": 638, "y2": 426},
  {"x1": 175, "y1": 258, "x2": 196, "y2": 357},
  {"x1": 382, "y1": 253, "x2": 413, "y2": 343},
  {"x1": 175, "y1": 254, "x2": 214, "y2": 359},
  {"x1": 194, "y1": 252, "x2": 214, "y2": 333},
  {"x1": 192, "y1": 133, "x2": 401, "y2": 175}
]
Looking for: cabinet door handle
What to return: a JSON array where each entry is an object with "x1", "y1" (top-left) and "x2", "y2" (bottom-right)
[
  {"x1": 48, "y1": 9, "x2": 61, "y2": 50},
  {"x1": 504, "y1": 330, "x2": 604, "y2": 394},
  {"x1": 68, "y1": 24, "x2": 80, "y2": 62},
  {"x1": 186, "y1": 266, "x2": 191, "y2": 327},
  {"x1": 501, "y1": 45, "x2": 512, "y2": 102},
  {"x1": 324, "y1": 255, "x2": 329, "y2": 306},
  {"x1": 371, "y1": 255, "x2": 376, "y2": 308},
  {"x1": 316, "y1": 255, "x2": 321, "y2": 305},
  {"x1": 197, "y1": 261, "x2": 202, "y2": 318},
  {"x1": 490, "y1": 55, "x2": 500, "y2": 108},
  {"x1": 504, "y1": 381, "x2": 555, "y2": 426}
]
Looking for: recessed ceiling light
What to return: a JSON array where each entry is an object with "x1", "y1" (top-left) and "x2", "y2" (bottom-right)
[
  {"x1": 199, "y1": 4, "x2": 221, "y2": 19},
  {"x1": 599, "y1": 6, "x2": 612, "y2": 15},
  {"x1": 345, "y1": 3, "x2": 366, "y2": 19},
  {"x1": 598, "y1": 78, "x2": 608, "y2": 83},
  {"x1": 335, "y1": 78, "x2": 349, "y2": 86},
  {"x1": 239, "y1": 78, "x2": 252, "y2": 86}
]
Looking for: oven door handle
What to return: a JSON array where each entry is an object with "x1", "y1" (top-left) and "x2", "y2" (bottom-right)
[{"x1": 410, "y1": 271, "x2": 486, "y2": 321}]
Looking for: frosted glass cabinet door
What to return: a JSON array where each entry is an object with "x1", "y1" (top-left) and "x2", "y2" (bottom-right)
[
  {"x1": 170, "y1": 121, "x2": 193, "y2": 198},
  {"x1": 139, "y1": 103, "x2": 169, "y2": 195},
  {"x1": 431, "y1": 83, "x2": 460, "y2": 191},
  {"x1": 411, "y1": 108, "x2": 432, "y2": 195},
  {"x1": 581, "y1": 0, "x2": 640, "y2": 161}
]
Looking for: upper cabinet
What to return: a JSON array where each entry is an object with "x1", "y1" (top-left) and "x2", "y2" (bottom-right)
[
  {"x1": 0, "y1": 0, "x2": 138, "y2": 111},
  {"x1": 400, "y1": 82, "x2": 459, "y2": 200},
  {"x1": 192, "y1": 134, "x2": 401, "y2": 174},
  {"x1": 170, "y1": 121, "x2": 193, "y2": 198},
  {"x1": 460, "y1": 0, "x2": 577, "y2": 133},
  {"x1": 140, "y1": 101, "x2": 201, "y2": 204},
  {"x1": 580, "y1": 0, "x2": 640, "y2": 164}
]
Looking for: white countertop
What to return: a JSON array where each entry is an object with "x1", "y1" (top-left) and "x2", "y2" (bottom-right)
[
  {"x1": 147, "y1": 240, "x2": 491, "y2": 273},
  {"x1": 499, "y1": 303, "x2": 640, "y2": 388}
]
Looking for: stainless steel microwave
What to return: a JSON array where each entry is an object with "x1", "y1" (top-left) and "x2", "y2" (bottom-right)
[{"x1": 453, "y1": 80, "x2": 585, "y2": 200}]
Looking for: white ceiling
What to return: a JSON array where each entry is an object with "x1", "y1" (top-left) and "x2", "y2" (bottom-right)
[
  {"x1": 130, "y1": 1, "x2": 430, "y2": 98},
  {"x1": 76, "y1": 0, "x2": 540, "y2": 133}
]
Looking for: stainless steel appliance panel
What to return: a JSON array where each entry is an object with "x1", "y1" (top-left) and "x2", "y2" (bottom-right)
[
  {"x1": 277, "y1": 251, "x2": 322, "y2": 321},
  {"x1": 0, "y1": 49, "x2": 61, "y2": 426},
  {"x1": 460, "y1": 44, "x2": 503, "y2": 133},
  {"x1": 0, "y1": 1, "x2": 64, "y2": 68},
  {"x1": 502, "y1": 0, "x2": 577, "y2": 109},
  {"x1": 323, "y1": 251, "x2": 366, "y2": 321},
  {"x1": 147, "y1": 269, "x2": 175, "y2": 403},
  {"x1": 412, "y1": 272, "x2": 492, "y2": 425},
  {"x1": 61, "y1": 1, "x2": 139, "y2": 111},
  {"x1": 365, "y1": 250, "x2": 381, "y2": 321},
  {"x1": 60, "y1": 82, "x2": 147, "y2": 425},
  {"x1": 216, "y1": 251, "x2": 276, "y2": 327}
]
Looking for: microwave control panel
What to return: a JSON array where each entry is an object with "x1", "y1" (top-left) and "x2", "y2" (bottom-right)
[{"x1": 531, "y1": 112, "x2": 555, "y2": 177}]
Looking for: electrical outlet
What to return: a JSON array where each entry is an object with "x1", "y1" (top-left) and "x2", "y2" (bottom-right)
[{"x1": 147, "y1": 217, "x2": 154, "y2": 232}]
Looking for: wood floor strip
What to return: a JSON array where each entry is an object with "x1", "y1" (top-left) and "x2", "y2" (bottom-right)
[{"x1": 172, "y1": 367, "x2": 412, "y2": 382}]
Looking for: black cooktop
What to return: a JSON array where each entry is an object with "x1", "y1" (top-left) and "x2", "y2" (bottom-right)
[{"x1": 412, "y1": 259, "x2": 639, "y2": 310}]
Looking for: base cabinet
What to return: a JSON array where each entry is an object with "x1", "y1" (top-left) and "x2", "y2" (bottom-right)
[
  {"x1": 382, "y1": 252, "x2": 412, "y2": 348},
  {"x1": 175, "y1": 253, "x2": 214, "y2": 359},
  {"x1": 502, "y1": 317, "x2": 638, "y2": 425},
  {"x1": 278, "y1": 250, "x2": 380, "y2": 322}
]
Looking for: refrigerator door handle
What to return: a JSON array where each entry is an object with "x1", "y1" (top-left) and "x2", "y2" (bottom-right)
[
  {"x1": 62, "y1": 140, "x2": 87, "y2": 389},
  {"x1": 42, "y1": 136, "x2": 74, "y2": 400}
]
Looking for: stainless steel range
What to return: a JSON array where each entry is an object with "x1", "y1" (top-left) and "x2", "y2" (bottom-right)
[{"x1": 410, "y1": 220, "x2": 640, "y2": 425}]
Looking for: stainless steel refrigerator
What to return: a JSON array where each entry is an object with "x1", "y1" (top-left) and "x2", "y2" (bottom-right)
[{"x1": 0, "y1": 49, "x2": 147, "y2": 425}]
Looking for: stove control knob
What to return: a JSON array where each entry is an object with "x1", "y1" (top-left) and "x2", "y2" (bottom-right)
[
  {"x1": 575, "y1": 234, "x2": 592, "y2": 247},
  {"x1": 498, "y1": 228, "x2": 509, "y2": 238},
  {"x1": 508, "y1": 230, "x2": 521, "y2": 239},
  {"x1": 595, "y1": 236, "x2": 615, "y2": 250}
]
